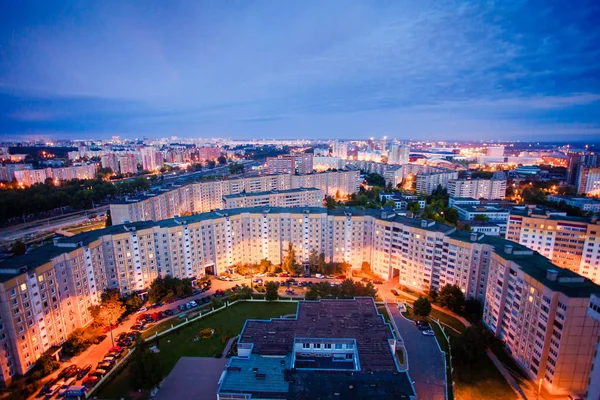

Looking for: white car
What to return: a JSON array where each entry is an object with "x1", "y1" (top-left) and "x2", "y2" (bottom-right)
[
  {"x1": 189, "y1": 301, "x2": 198, "y2": 307},
  {"x1": 58, "y1": 378, "x2": 76, "y2": 396},
  {"x1": 422, "y1": 329, "x2": 435, "y2": 336},
  {"x1": 315, "y1": 274, "x2": 325, "y2": 279}
]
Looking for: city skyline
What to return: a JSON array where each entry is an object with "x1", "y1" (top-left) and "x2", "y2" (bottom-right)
[{"x1": 1, "y1": 1, "x2": 600, "y2": 140}]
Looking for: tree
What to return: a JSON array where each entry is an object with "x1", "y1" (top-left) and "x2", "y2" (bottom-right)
[
  {"x1": 308, "y1": 249, "x2": 319, "y2": 272},
  {"x1": 61, "y1": 328, "x2": 96, "y2": 357},
  {"x1": 361, "y1": 261, "x2": 371, "y2": 274},
  {"x1": 11, "y1": 240, "x2": 27, "y2": 255},
  {"x1": 407, "y1": 201, "x2": 421, "y2": 214},
  {"x1": 229, "y1": 162, "x2": 245, "y2": 174},
  {"x1": 464, "y1": 299, "x2": 483, "y2": 321},
  {"x1": 105, "y1": 209, "x2": 112, "y2": 227},
  {"x1": 443, "y1": 207, "x2": 459, "y2": 225},
  {"x1": 438, "y1": 284, "x2": 465, "y2": 313},
  {"x1": 265, "y1": 281, "x2": 279, "y2": 300},
  {"x1": 325, "y1": 196, "x2": 337, "y2": 210},
  {"x1": 473, "y1": 214, "x2": 490, "y2": 222},
  {"x1": 317, "y1": 253, "x2": 326, "y2": 274},
  {"x1": 207, "y1": 160, "x2": 216, "y2": 169},
  {"x1": 89, "y1": 290, "x2": 125, "y2": 326},
  {"x1": 123, "y1": 293, "x2": 143, "y2": 314},
  {"x1": 413, "y1": 296, "x2": 432, "y2": 317},
  {"x1": 384, "y1": 199, "x2": 396, "y2": 208},
  {"x1": 130, "y1": 341, "x2": 164, "y2": 390},
  {"x1": 282, "y1": 242, "x2": 299, "y2": 274},
  {"x1": 217, "y1": 155, "x2": 227, "y2": 165}
]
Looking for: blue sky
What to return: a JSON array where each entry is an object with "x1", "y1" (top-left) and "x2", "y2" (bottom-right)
[{"x1": 1, "y1": 1, "x2": 599, "y2": 141}]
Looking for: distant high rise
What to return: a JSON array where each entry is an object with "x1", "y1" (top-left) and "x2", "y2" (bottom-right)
[
  {"x1": 101, "y1": 153, "x2": 119, "y2": 173},
  {"x1": 267, "y1": 154, "x2": 313, "y2": 174},
  {"x1": 332, "y1": 141, "x2": 348, "y2": 159},
  {"x1": 568, "y1": 154, "x2": 600, "y2": 186},
  {"x1": 577, "y1": 167, "x2": 600, "y2": 196},
  {"x1": 388, "y1": 145, "x2": 409, "y2": 165},
  {"x1": 141, "y1": 147, "x2": 163, "y2": 171},
  {"x1": 118, "y1": 154, "x2": 138, "y2": 175}
]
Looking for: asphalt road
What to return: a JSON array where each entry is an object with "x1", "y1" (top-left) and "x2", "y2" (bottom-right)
[{"x1": 388, "y1": 303, "x2": 447, "y2": 400}]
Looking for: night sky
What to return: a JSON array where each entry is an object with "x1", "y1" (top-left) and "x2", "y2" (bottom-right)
[{"x1": 1, "y1": 1, "x2": 599, "y2": 141}]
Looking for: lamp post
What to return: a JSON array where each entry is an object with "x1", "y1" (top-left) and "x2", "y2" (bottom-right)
[{"x1": 536, "y1": 378, "x2": 542, "y2": 400}]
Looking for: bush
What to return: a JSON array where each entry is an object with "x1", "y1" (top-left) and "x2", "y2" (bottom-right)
[
  {"x1": 438, "y1": 284, "x2": 465, "y2": 313},
  {"x1": 265, "y1": 282, "x2": 279, "y2": 301}
]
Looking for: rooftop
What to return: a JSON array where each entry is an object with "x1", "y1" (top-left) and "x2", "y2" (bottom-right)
[
  {"x1": 219, "y1": 353, "x2": 291, "y2": 398},
  {"x1": 509, "y1": 207, "x2": 594, "y2": 223},
  {"x1": 449, "y1": 231, "x2": 600, "y2": 298},
  {"x1": 239, "y1": 298, "x2": 397, "y2": 372},
  {"x1": 223, "y1": 187, "x2": 321, "y2": 199}
]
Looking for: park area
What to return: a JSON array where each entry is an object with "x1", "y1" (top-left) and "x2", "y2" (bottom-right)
[{"x1": 95, "y1": 301, "x2": 298, "y2": 399}]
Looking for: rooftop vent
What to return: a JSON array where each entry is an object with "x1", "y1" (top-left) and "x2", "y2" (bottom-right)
[
  {"x1": 470, "y1": 232, "x2": 479, "y2": 242},
  {"x1": 421, "y1": 220, "x2": 428, "y2": 228},
  {"x1": 504, "y1": 245, "x2": 513, "y2": 254},
  {"x1": 547, "y1": 269, "x2": 559, "y2": 281}
]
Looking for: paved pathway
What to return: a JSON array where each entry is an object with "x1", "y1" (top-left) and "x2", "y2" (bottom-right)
[
  {"x1": 486, "y1": 349, "x2": 528, "y2": 400},
  {"x1": 387, "y1": 304, "x2": 446, "y2": 400}
]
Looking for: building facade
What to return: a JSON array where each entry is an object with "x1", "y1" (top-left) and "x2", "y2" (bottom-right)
[
  {"x1": 222, "y1": 188, "x2": 323, "y2": 209},
  {"x1": 506, "y1": 209, "x2": 600, "y2": 284},
  {"x1": 1, "y1": 207, "x2": 599, "y2": 395},
  {"x1": 447, "y1": 178, "x2": 507, "y2": 200}
]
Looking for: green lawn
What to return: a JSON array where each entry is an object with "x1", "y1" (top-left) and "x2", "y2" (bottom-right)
[
  {"x1": 95, "y1": 301, "x2": 298, "y2": 400},
  {"x1": 452, "y1": 342, "x2": 517, "y2": 400},
  {"x1": 429, "y1": 308, "x2": 467, "y2": 333}
]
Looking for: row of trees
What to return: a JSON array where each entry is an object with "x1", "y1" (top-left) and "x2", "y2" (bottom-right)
[
  {"x1": 147, "y1": 276, "x2": 194, "y2": 303},
  {"x1": 305, "y1": 279, "x2": 377, "y2": 300},
  {"x1": 0, "y1": 177, "x2": 150, "y2": 223},
  {"x1": 412, "y1": 284, "x2": 482, "y2": 321}
]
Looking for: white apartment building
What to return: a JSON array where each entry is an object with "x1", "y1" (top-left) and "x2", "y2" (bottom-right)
[
  {"x1": 506, "y1": 209, "x2": 600, "y2": 284},
  {"x1": 415, "y1": 170, "x2": 459, "y2": 195},
  {"x1": 1, "y1": 207, "x2": 599, "y2": 396},
  {"x1": 222, "y1": 188, "x2": 323, "y2": 209},
  {"x1": 313, "y1": 157, "x2": 344, "y2": 172},
  {"x1": 14, "y1": 164, "x2": 98, "y2": 186},
  {"x1": 332, "y1": 141, "x2": 348, "y2": 159},
  {"x1": 388, "y1": 144, "x2": 410, "y2": 165},
  {"x1": 447, "y1": 178, "x2": 507, "y2": 199}
]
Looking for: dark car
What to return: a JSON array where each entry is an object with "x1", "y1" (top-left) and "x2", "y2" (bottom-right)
[
  {"x1": 391, "y1": 289, "x2": 399, "y2": 296},
  {"x1": 373, "y1": 280, "x2": 383, "y2": 285},
  {"x1": 303, "y1": 273, "x2": 311, "y2": 278},
  {"x1": 93, "y1": 334, "x2": 107, "y2": 344},
  {"x1": 58, "y1": 364, "x2": 78, "y2": 379},
  {"x1": 76, "y1": 364, "x2": 92, "y2": 380},
  {"x1": 82, "y1": 376, "x2": 100, "y2": 387}
]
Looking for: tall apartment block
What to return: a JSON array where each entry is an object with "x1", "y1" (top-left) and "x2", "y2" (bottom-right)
[
  {"x1": 109, "y1": 171, "x2": 360, "y2": 224},
  {"x1": 447, "y1": 178, "x2": 507, "y2": 199},
  {"x1": 483, "y1": 244, "x2": 600, "y2": 396},
  {"x1": 577, "y1": 167, "x2": 600, "y2": 196},
  {"x1": 266, "y1": 154, "x2": 313, "y2": 175},
  {"x1": 118, "y1": 154, "x2": 138, "y2": 175},
  {"x1": 506, "y1": 208, "x2": 600, "y2": 284},
  {"x1": 1, "y1": 207, "x2": 598, "y2": 395},
  {"x1": 332, "y1": 140, "x2": 348, "y2": 159},
  {"x1": 415, "y1": 170, "x2": 459, "y2": 195},
  {"x1": 100, "y1": 153, "x2": 119, "y2": 173}
]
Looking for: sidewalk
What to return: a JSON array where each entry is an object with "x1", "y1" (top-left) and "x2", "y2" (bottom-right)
[{"x1": 486, "y1": 349, "x2": 528, "y2": 400}]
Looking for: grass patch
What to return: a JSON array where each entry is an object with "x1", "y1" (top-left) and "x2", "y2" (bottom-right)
[
  {"x1": 487, "y1": 342, "x2": 528, "y2": 384},
  {"x1": 452, "y1": 341, "x2": 517, "y2": 400},
  {"x1": 376, "y1": 305, "x2": 391, "y2": 324},
  {"x1": 429, "y1": 308, "x2": 466, "y2": 333},
  {"x1": 96, "y1": 302, "x2": 297, "y2": 400},
  {"x1": 396, "y1": 348, "x2": 405, "y2": 365}
]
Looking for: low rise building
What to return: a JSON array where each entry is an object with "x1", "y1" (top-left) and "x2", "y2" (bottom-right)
[
  {"x1": 547, "y1": 195, "x2": 600, "y2": 213},
  {"x1": 217, "y1": 298, "x2": 415, "y2": 399}
]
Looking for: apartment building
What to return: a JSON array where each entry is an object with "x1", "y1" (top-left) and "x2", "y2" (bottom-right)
[
  {"x1": 118, "y1": 154, "x2": 138, "y2": 175},
  {"x1": 388, "y1": 144, "x2": 410, "y2": 165},
  {"x1": 222, "y1": 188, "x2": 323, "y2": 209},
  {"x1": 415, "y1": 170, "x2": 459, "y2": 195},
  {"x1": 291, "y1": 170, "x2": 360, "y2": 198},
  {"x1": 447, "y1": 178, "x2": 507, "y2": 199},
  {"x1": 266, "y1": 154, "x2": 314, "y2": 175},
  {"x1": 577, "y1": 167, "x2": 600, "y2": 196},
  {"x1": 110, "y1": 170, "x2": 359, "y2": 225},
  {"x1": 332, "y1": 140, "x2": 348, "y2": 159},
  {"x1": 13, "y1": 164, "x2": 98, "y2": 187},
  {"x1": 140, "y1": 147, "x2": 163, "y2": 171},
  {"x1": 313, "y1": 156, "x2": 344, "y2": 172},
  {"x1": 101, "y1": 153, "x2": 119, "y2": 173},
  {"x1": 506, "y1": 208, "x2": 600, "y2": 284},
  {"x1": 483, "y1": 243, "x2": 600, "y2": 397},
  {"x1": 586, "y1": 294, "x2": 600, "y2": 400},
  {"x1": 1, "y1": 206, "x2": 599, "y2": 394},
  {"x1": 0, "y1": 164, "x2": 33, "y2": 182}
]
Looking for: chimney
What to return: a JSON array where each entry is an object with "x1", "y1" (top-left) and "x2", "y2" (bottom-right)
[
  {"x1": 504, "y1": 244, "x2": 513, "y2": 254},
  {"x1": 546, "y1": 269, "x2": 559, "y2": 281},
  {"x1": 470, "y1": 232, "x2": 478, "y2": 242}
]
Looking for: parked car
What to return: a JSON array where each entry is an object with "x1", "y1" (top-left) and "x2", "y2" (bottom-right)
[
  {"x1": 189, "y1": 300, "x2": 198, "y2": 307},
  {"x1": 103, "y1": 324, "x2": 118, "y2": 333},
  {"x1": 361, "y1": 277, "x2": 370, "y2": 282},
  {"x1": 58, "y1": 378, "x2": 76, "y2": 396},
  {"x1": 422, "y1": 329, "x2": 435, "y2": 336},
  {"x1": 64, "y1": 385, "x2": 87, "y2": 397},
  {"x1": 89, "y1": 368, "x2": 107, "y2": 378},
  {"x1": 58, "y1": 364, "x2": 78, "y2": 379},
  {"x1": 76, "y1": 364, "x2": 92, "y2": 380},
  {"x1": 45, "y1": 383, "x2": 62, "y2": 397},
  {"x1": 97, "y1": 361, "x2": 114, "y2": 371},
  {"x1": 373, "y1": 280, "x2": 383, "y2": 285},
  {"x1": 336, "y1": 274, "x2": 346, "y2": 279},
  {"x1": 93, "y1": 334, "x2": 107, "y2": 344},
  {"x1": 391, "y1": 289, "x2": 399, "y2": 296},
  {"x1": 303, "y1": 273, "x2": 311, "y2": 278},
  {"x1": 418, "y1": 323, "x2": 432, "y2": 331},
  {"x1": 82, "y1": 376, "x2": 100, "y2": 387},
  {"x1": 279, "y1": 273, "x2": 289, "y2": 278},
  {"x1": 315, "y1": 274, "x2": 324, "y2": 279},
  {"x1": 415, "y1": 320, "x2": 429, "y2": 327}
]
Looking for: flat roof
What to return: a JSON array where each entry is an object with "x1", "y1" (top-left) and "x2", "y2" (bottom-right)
[
  {"x1": 449, "y1": 231, "x2": 600, "y2": 298},
  {"x1": 219, "y1": 353, "x2": 291, "y2": 397},
  {"x1": 223, "y1": 187, "x2": 321, "y2": 199},
  {"x1": 509, "y1": 208, "x2": 593, "y2": 223},
  {"x1": 239, "y1": 298, "x2": 397, "y2": 372}
]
